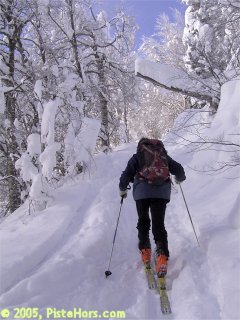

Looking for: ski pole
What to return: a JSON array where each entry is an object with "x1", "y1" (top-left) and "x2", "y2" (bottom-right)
[
  {"x1": 105, "y1": 197, "x2": 124, "y2": 278},
  {"x1": 179, "y1": 184, "x2": 200, "y2": 247}
]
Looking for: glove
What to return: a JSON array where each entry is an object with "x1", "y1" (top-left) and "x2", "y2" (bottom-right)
[
  {"x1": 119, "y1": 189, "x2": 128, "y2": 198},
  {"x1": 174, "y1": 176, "x2": 185, "y2": 184}
]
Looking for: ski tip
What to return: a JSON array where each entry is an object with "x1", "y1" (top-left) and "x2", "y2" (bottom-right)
[
  {"x1": 162, "y1": 308, "x2": 172, "y2": 315},
  {"x1": 149, "y1": 283, "x2": 157, "y2": 290},
  {"x1": 105, "y1": 270, "x2": 112, "y2": 278}
]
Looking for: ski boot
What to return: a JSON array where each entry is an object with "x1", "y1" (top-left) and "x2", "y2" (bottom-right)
[
  {"x1": 140, "y1": 248, "x2": 152, "y2": 264},
  {"x1": 156, "y1": 254, "x2": 168, "y2": 277}
]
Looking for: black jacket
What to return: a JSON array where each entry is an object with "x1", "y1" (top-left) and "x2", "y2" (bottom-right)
[{"x1": 119, "y1": 153, "x2": 186, "y2": 201}]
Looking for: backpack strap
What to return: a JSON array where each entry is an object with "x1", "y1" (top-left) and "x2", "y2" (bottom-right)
[{"x1": 141, "y1": 144, "x2": 155, "y2": 155}]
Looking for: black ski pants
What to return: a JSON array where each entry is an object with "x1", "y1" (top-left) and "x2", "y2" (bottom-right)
[{"x1": 136, "y1": 198, "x2": 169, "y2": 257}]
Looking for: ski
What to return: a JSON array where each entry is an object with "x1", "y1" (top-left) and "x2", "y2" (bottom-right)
[
  {"x1": 157, "y1": 277, "x2": 172, "y2": 315},
  {"x1": 142, "y1": 255, "x2": 172, "y2": 315},
  {"x1": 144, "y1": 262, "x2": 156, "y2": 289}
]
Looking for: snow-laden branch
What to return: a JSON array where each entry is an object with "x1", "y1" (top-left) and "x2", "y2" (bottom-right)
[
  {"x1": 0, "y1": 175, "x2": 21, "y2": 183},
  {"x1": 135, "y1": 58, "x2": 218, "y2": 107}
]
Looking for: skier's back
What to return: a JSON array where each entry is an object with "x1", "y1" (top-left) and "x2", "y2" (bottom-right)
[{"x1": 119, "y1": 138, "x2": 186, "y2": 277}]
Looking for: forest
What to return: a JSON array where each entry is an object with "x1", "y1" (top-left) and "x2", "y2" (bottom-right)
[{"x1": 0, "y1": 0, "x2": 239, "y2": 215}]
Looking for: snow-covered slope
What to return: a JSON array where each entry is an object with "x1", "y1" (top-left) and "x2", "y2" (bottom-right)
[{"x1": 0, "y1": 80, "x2": 240, "y2": 319}]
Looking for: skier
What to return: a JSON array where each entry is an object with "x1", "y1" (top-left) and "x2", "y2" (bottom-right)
[{"x1": 119, "y1": 138, "x2": 186, "y2": 277}]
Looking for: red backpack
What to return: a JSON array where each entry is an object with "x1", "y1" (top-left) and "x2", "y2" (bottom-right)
[{"x1": 137, "y1": 138, "x2": 170, "y2": 184}]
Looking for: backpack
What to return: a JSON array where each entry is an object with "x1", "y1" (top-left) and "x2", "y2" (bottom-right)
[{"x1": 136, "y1": 138, "x2": 170, "y2": 185}]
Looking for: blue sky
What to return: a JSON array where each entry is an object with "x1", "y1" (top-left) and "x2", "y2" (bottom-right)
[{"x1": 100, "y1": 0, "x2": 187, "y2": 49}]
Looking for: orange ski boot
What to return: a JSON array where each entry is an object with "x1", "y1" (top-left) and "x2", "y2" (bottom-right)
[
  {"x1": 140, "y1": 248, "x2": 152, "y2": 264},
  {"x1": 156, "y1": 254, "x2": 168, "y2": 277}
]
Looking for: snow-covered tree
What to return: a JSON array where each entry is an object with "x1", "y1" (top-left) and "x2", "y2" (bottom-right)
[
  {"x1": 137, "y1": 3, "x2": 240, "y2": 111},
  {"x1": 38, "y1": 0, "x2": 137, "y2": 152},
  {"x1": 183, "y1": 0, "x2": 240, "y2": 108},
  {"x1": 73, "y1": 5, "x2": 137, "y2": 151},
  {"x1": 129, "y1": 82, "x2": 185, "y2": 140},
  {"x1": 140, "y1": 9, "x2": 185, "y2": 68},
  {"x1": 0, "y1": 0, "x2": 138, "y2": 214},
  {"x1": 136, "y1": 10, "x2": 186, "y2": 137},
  {"x1": 0, "y1": 0, "x2": 31, "y2": 212}
]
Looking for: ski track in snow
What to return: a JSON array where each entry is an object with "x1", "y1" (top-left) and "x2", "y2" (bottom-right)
[{"x1": 0, "y1": 140, "x2": 239, "y2": 319}]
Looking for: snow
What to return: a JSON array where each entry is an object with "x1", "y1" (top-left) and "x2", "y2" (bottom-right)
[
  {"x1": 27, "y1": 133, "x2": 41, "y2": 156},
  {"x1": 212, "y1": 79, "x2": 240, "y2": 136},
  {"x1": 135, "y1": 58, "x2": 187, "y2": 90},
  {"x1": 51, "y1": 65, "x2": 59, "y2": 78},
  {"x1": 199, "y1": 24, "x2": 213, "y2": 53},
  {"x1": 189, "y1": 79, "x2": 240, "y2": 172},
  {"x1": 29, "y1": 174, "x2": 45, "y2": 199},
  {"x1": 220, "y1": 0, "x2": 240, "y2": 7},
  {"x1": 0, "y1": 83, "x2": 15, "y2": 114},
  {"x1": 0, "y1": 78, "x2": 6, "y2": 114},
  {"x1": 41, "y1": 98, "x2": 61, "y2": 145},
  {"x1": 74, "y1": 117, "x2": 101, "y2": 163},
  {"x1": 1, "y1": 80, "x2": 240, "y2": 319},
  {"x1": 38, "y1": 0, "x2": 50, "y2": 14},
  {"x1": 38, "y1": 0, "x2": 49, "y2": 5},
  {"x1": 64, "y1": 117, "x2": 101, "y2": 175},
  {"x1": 39, "y1": 142, "x2": 60, "y2": 179},
  {"x1": 135, "y1": 58, "x2": 213, "y2": 97},
  {"x1": 15, "y1": 153, "x2": 38, "y2": 182},
  {"x1": 34, "y1": 80, "x2": 43, "y2": 100},
  {"x1": 59, "y1": 71, "x2": 79, "y2": 93}
]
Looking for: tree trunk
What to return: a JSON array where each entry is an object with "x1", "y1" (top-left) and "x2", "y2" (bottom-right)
[
  {"x1": 123, "y1": 101, "x2": 130, "y2": 143},
  {"x1": 96, "y1": 54, "x2": 110, "y2": 151},
  {"x1": 4, "y1": 89, "x2": 21, "y2": 212},
  {"x1": 1, "y1": 1, "x2": 22, "y2": 212},
  {"x1": 7, "y1": 164, "x2": 21, "y2": 213},
  {"x1": 99, "y1": 90, "x2": 110, "y2": 151}
]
